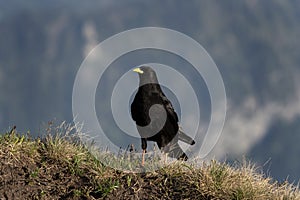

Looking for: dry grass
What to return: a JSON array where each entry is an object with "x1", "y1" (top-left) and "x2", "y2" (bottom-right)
[{"x1": 0, "y1": 123, "x2": 299, "y2": 199}]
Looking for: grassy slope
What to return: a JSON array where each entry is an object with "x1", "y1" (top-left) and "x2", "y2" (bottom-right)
[{"x1": 0, "y1": 125, "x2": 299, "y2": 200}]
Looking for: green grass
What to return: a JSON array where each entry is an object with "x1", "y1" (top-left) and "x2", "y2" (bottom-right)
[{"x1": 0, "y1": 123, "x2": 299, "y2": 200}]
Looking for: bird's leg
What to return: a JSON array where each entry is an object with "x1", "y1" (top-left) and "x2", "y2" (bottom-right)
[
  {"x1": 141, "y1": 138, "x2": 147, "y2": 166},
  {"x1": 161, "y1": 146, "x2": 168, "y2": 165},
  {"x1": 164, "y1": 152, "x2": 168, "y2": 165},
  {"x1": 129, "y1": 144, "x2": 134, "y2": 161},
  {"x1": 142, "y1": 149, "x2": 146, "y2": 166}
]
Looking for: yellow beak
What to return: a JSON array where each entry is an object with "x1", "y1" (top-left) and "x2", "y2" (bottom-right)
[{"x1": 133, "y1": 67, "x2": 144, "y2": 74}]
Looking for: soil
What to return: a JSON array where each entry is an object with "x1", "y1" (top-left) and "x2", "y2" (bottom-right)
[
  {"x1": 0, "y1": 153, "x2": 176, "y2": 200},
  {"x1": 0, "y1": 154, "x2": 93, "y2": 199},
  {"x1": 0, "y1": 157, "x2": 202, "y2": 200}
]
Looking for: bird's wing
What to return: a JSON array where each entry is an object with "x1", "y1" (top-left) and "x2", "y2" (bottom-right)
[{"x1": 160, "y1": 93, "x2": 179, "y2": 123}]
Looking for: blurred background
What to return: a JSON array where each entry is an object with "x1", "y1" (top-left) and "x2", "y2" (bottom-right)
[{"x1": 0, "y1": 0, "x2": 299, "y2": 183}]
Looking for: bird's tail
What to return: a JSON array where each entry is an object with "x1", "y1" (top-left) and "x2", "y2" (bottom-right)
[
  {"x1": 166, "y1": 142, "x2": 188, "y2": 161},
  {"x1": 178, "y1": 128, "x2": 195, "y2": 145}
]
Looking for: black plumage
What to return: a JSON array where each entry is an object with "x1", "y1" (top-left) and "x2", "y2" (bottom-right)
[{"x1": 131, "y1": 66, "x2": 195, "y2": 165}]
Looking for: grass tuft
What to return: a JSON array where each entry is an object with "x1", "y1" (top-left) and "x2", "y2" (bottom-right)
[{"x1": 0, "y1": 123, "x2": 299, "y2": 199}]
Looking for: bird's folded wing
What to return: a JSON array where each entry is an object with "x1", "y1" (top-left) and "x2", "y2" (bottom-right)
[{"x1": 161, "y1": 94, "x2": 179, "y2": 123}]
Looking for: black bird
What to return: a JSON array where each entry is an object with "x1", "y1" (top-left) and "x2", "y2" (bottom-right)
[{"x1": 131, "y1": 66, "x2": 195, "y2": 165}]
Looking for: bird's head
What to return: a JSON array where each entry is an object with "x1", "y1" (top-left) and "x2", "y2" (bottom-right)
[
  {"x1": 133, "y1": 66, "x2": 159, "y2": 85},
  {"x1": 133, "y1": 66, "x2": 155, "y2": 75}
]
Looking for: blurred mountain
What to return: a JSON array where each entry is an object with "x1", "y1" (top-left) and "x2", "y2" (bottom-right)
[{"x1": 0, "y1": 0, "x2": 299, "y2": 182}]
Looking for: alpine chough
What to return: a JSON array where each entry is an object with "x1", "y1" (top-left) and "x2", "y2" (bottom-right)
[{"x1": 131, "y1": 66, "x2": 195, "y2": 165}]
